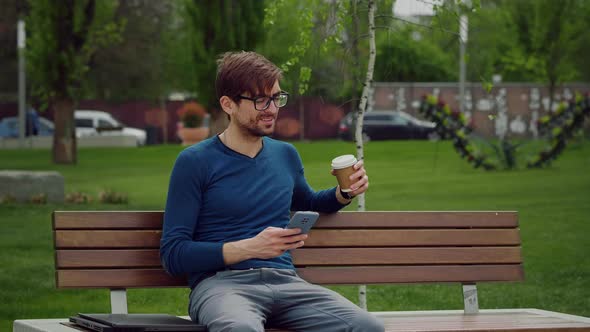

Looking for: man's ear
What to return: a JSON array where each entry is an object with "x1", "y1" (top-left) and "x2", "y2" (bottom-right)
[{"x1": 219, "y1": 96, "x2": 235, "y2": 117}]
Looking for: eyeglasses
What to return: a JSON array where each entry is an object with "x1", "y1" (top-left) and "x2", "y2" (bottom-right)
[{"x1": 237, "y1": 92, "x2": 289, "y2": 111}]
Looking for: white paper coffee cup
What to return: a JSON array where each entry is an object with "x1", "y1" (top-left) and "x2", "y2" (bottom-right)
[{"x1": 331, "y1": 155, "x2": 357, "y2": 192}]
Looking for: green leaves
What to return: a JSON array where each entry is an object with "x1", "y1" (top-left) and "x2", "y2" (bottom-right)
[
  {"x1": 27, "y1": 0, "x2": 123, "y2": 103},
  {"x1": 265, "y1": 1, "x2": 315, "y2": 96},
  {"x1": 263, "y1": 0, "x2": 283, "y2": 27},
  {"x1": 480, "y1": 75, "x2": 494, "y2": 93},
  {"x1": 299, "y1": 66, "x2": 312, "y2": 95},
  {"x1": 184, "y1": 0, "x2": 266, "y2": 109}
]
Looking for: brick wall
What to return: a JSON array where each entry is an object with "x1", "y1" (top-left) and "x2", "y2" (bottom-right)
[{"x1": 371, "y1": 82, "x2": 590, "y2": 138}]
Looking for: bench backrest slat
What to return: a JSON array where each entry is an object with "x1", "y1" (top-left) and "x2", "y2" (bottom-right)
[
  {"x1": 53, "y1": 211, "x2": 524, "y2": 288},
  {"x1": 56, "y1": 247, "x2": 522, "y2": 268},
  {"x1": 56, "y1": 264, "x2": 524, "y2": 288},
  {"x1": 53, "y1": 211, "x2": 518, "y2": 229},
  {"x1": 54, "y1": 229, "x2": 521, "y2": 248}
]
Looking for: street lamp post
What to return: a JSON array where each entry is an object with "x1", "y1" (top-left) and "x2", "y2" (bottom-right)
[
  {"x1": 17, "y1": 19, "x2": 26, "y2": 148},
  {"x1": 459, "y1": 14, "x2": 468, "y2": 114}
]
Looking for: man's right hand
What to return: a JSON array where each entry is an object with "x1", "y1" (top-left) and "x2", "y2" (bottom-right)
[{"x1": 222, "y1": 227, "x2": 308, "y2": 265}]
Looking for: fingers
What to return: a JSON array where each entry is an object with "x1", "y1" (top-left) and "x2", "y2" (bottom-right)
[
  {"x1": 267, "y1": 228, "x2": 308, "y2": 243},
  {"x1": 350, "y1": 174, "x2": 369, "y2": 190},
  {"x1": 277, "y1": 235, "x2": 307, "y2": 254},
  {"x1": 353, "y1": 159, "x2": 364, "y2": 170},
  {"x1": 265, "y1": 227, "x2": 301, "y2": 236},
  {"x1": 350, "y1": 176, "x2": 369, "y2": 196},
  {"x1": 347, "y1": 161, "x2": 368, "y2": 196},
  {"x1": 283, "y1": 227, "x2": 303, "y2": 235},
  {"x1": 349, "y1": 166, "x2": 366, "y2": 182},
  {"x1": 283, "y1": 233, "x2": 308, "y2": 243},
  {"x1": 333, "y1": 159, "x2": 363, "y2": 175},
  {"x1": 283, "y1": 240, "x2": 306, "y2": 251}
]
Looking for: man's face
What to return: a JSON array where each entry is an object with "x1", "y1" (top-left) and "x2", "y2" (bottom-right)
[{"x1": 233, "y1": 81, "x2": 282, "y2": 137}]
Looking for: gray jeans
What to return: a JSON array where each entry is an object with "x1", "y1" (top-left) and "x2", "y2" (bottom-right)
[{"x1": 188, "y1": 268, "x2": 384, "y2": 332}]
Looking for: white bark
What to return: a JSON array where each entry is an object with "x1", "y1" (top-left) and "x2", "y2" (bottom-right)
[{"x1": 356, "y1": 0, "x2": 376, "y2": 311}]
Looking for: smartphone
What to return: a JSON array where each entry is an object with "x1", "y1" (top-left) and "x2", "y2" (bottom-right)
[{"x1": 285, "y1": 211, "x2": 320, "y2": 234}]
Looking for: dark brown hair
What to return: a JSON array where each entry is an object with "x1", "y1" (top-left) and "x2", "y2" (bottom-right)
[{"x1": 216, "y1": 51, "x2": 282, "y2": 103}]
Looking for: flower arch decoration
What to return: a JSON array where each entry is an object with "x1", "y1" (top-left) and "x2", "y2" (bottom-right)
[
  {"x1": 419, "y1": 95, "x2": 497, "y2": 170},
  {"x1": 418, "y1": 93, "x2": 590, "y2": 171}
]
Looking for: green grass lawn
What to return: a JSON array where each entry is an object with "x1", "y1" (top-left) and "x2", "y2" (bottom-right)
[{"x1": 1, "y1": 140, "x2": 589, "y2": 331}]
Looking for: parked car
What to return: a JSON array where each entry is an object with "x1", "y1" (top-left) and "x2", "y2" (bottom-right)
[
  {"x1": 75, "y1": 110, "x2": 147, "y2": 146},
  {"x1": 0, "y1": 115, "x2": 54, "y2": 138},
  {"x1": 338, "y1": 110, "x2": 439, "y2": 141}
]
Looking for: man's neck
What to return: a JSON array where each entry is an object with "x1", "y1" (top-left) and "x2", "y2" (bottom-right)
[{"x1": 220, "y1": 126, "x2": 263, "y2": 158}]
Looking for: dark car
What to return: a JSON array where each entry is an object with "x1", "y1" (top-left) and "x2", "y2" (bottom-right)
[{"x1": 338, "y1": 110, "x2": 439, "y2": 141}]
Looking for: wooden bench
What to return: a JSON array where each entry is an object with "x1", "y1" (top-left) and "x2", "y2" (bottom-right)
[{"x1": 50, "y1": 210, "x2": 590, "y2": 331}]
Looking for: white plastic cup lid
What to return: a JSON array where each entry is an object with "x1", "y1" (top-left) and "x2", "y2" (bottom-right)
[{"x1": 331, "y1": 154, "x2": 357, "y2": 169}]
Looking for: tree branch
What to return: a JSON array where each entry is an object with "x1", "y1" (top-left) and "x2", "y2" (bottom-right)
[{"x1": 72, "y1": 0, "x2": 96, "y2": 52}]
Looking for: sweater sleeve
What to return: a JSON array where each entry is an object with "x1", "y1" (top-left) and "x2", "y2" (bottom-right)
[
  {"x1": 160, "y1": 150, "x2": 225, "y2": 277},
  {"x1": 288, "y1": 145, "x2": 348, "y2": 213}
]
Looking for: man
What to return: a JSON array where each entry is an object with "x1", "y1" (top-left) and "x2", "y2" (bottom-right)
[
  {"x1": 161, "y1": 51, "x2": 383, "y2": 332},
  {"x1": 25, "y1": 108, "x2": 39, "y2": 136}
]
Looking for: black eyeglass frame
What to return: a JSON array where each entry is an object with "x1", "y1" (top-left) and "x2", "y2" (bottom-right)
[{"x1": 237, "y1": 92, "x2": 289, "y2": 111}]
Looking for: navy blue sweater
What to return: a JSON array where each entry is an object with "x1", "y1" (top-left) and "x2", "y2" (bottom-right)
[{"x1": 160, "y1": 136, "x2": 346, "y2": 288}]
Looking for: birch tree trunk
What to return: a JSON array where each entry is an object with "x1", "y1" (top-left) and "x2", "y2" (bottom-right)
[{"x1": 356, "y1": 0, "x2": 376, "y2": 311}]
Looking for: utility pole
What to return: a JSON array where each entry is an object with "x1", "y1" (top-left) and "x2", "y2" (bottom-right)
[{"x1": 17, "y1": 19, "x2": 26, "y2": 148}]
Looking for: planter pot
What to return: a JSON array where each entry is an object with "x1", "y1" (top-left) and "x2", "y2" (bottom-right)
[{"x1": 177, "y1": 127, "x2": 209, "y2": 145}]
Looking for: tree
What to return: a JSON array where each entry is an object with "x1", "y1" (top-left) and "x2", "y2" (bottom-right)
[
  {"x1": 159, "y1": 1, "x2": 200, "y2": 97},
  {"x1": 350, "y1": 0, "x2": 376, "y2": 311},
  {"x1": 262, "y1": 0, "x2": 328, "y2": 140},
  {"x1": 500, "y1": 0, "x2": 585, "y2": 108},
  {"x1": 373, "y1": 27, "x2": 457, "y2": 82},
  {"x1": 83, "y1": 1, "x2": 173, "y2": 101},
  {"x1": 184, "y1": 0, "x2": 266, "y2": 136},
  {"x1": 27, "y1": 0, "x2": 123, "y2": 164}
]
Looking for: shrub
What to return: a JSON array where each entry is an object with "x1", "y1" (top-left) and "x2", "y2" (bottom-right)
[
  {"x1": 98, "y1": 189, "x2": 128, "y2": 204},
  {"x1": 177, "y1": 102, "x2": 206, "y2": 128},
  {"x1": 0, "y1": 194, "x2": 16, "y2": 204},
  {"x1": 30, "y1": 193, "x2": 47, "y2": 204},
  {"x1": 65, "y1": 192, "x2": 93, "y2": 204}
]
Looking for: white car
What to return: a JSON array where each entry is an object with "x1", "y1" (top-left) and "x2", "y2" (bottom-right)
[{"x1": 75, "y1": 110, "x2": 147, "y2": 146}]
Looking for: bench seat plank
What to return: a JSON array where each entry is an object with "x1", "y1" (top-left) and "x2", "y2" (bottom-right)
[
  {"x1": 267, "y1": 310, "x2": 589, "y2": 332},
  {"x1": 13, "y1": 310, "x2": 590, "y2": 332},
  {"x1": 373, "y1": 309, "x2": 590, "y2": 331}
]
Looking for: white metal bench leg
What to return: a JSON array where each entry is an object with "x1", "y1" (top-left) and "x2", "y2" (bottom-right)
[
  {"x1": 463, "y1": 284, "x2": 479, "y2": 314},
  {"x1": 110, "y1": 289, "x2": 128, "y2": 314}
]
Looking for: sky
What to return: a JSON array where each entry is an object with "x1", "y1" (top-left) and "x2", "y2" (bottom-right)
[{"x1": 393, "y1": 0, "x2": 440, "y2": 17}]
